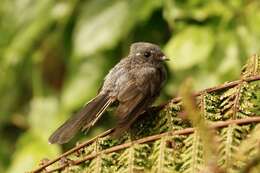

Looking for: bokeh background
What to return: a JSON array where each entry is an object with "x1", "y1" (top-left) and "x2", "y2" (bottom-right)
[{"x1": 1, "y1": 0, "x2": 260, "y2": 172}]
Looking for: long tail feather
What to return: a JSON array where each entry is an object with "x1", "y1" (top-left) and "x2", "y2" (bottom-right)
[
  {"x1": 48, "y1": 94, "x2": 112, "y2": 144},
  {"x1": 81, "y1": 98, "x2": 113, "y2": 132}
]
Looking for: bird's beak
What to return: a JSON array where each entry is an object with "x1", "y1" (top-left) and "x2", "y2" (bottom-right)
[{"x1": 161, "y1": 55, "x2": 170, "y2": 61}]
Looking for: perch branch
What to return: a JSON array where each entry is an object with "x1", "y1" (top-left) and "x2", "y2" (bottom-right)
[
  {"x1": 167, "y1": 75, "x2": 260, "y2": 105},
  {"x1": 73, "y1": 117, "x2": 260, "y2": 164},
  {"x1": 31, "y1": 129, "x2": 113, "y2": 173},
  {"x1": 36, "y1": 116, "x2": 260, "y2": 173}
]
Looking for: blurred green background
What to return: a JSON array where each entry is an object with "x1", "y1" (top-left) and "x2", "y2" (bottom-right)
[{"x1": 0, "y1": 0, "x2": 260, "y2": 172}]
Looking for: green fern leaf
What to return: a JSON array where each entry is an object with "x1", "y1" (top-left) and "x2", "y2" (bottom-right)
[{"x1": 179, "y1": 131, "x2": 204, "y2": 173}]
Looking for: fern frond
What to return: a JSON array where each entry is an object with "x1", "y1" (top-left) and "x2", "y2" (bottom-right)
[
  {"x1": 115, "y1": 143, "x2": 151, "y2": 173},
  {"x1": 179, "y1": 131, "x2": 204, "y2": 173},
  {"x1": 85, "y1": 140, "x2": 104, "y2": 173},
  {"x1": 232, "y1": 124, "x2": 260, "y2": 172},
  {"x1": 204, "y1": 93, "x2": 222, "y2": 121},
  {"x1": 241, "y1": 54, "x2": 260, "y2": 78},
  {"x1": 244, "y1": 81, "x2": 260, "y2": 116},
  {"x1": 154, "y1": 102, "x2": 184, "y2": 133},
  {"x1": 150, "y1": 135, "x2": 179, "y2": 173},
  {"x1": 218, "y1": 124, "x2": 250, "y2": 170}
]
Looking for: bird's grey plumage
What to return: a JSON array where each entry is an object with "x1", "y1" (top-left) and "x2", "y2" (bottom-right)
[{"x1": 48, "y1": 42, "x2": 167, "y2": 144}]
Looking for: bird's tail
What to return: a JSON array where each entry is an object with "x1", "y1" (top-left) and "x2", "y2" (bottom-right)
[{"x1": 48, "y1": 93, "x2": 113, "y2": 144}]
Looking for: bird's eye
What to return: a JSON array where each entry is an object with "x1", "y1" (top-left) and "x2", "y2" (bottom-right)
[{"x1": 144, "y1": 51, "x2": 151, "y2": 58}]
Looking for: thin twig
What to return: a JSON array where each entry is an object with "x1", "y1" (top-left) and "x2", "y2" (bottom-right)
[
  {"x1": 31, "y1": 129, "x2": 113, "y2": 173},
  {"x1": 43, "y1": 117, "x2": 260, "y2": 173},
  {"x1": 167, "y1": 75, "x2": 260, "y2": 105},
  {"x1": 45, "y1": 165, "x2": 67, "y2": 173}
]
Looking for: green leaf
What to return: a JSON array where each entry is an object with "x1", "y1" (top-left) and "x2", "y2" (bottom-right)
[
  {"x1": 73, "y1": 0, "x2": 161, "y2": 58},
  {"x1": 180, "y1": 131, "x2": 204, "y2": 173},
  {"x1": 61, "y1": 54, "x2": 107, "y2": 112},
  {"x1": 163, "y1": 0, "x2": 233, "y2": 27},
  {"x1": 6, "y1": 133, "x2": 60, "y2": 173},
  {"x1": 3, "y1": 0, "x2": 55, "y2": 67},
  {"x1": 165, "y1": 26, "x2": 215, "y2": 70},
  {"x1": 28, "y1": 96, "x2": 60, "y2": 140},
  {"x1": 215, "y1": 32, "x2": 241, "y2": 80},
  {"x1": 245, "y1": 1, "x2": 260, "y2": 37},
  {"x1": 150, "y1": 136, "x2": 176, "y2": 173}
]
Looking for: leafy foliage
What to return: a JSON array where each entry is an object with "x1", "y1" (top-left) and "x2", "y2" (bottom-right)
[{"x1": 1, "y1": 1, "x2": 260, "y2": 173}]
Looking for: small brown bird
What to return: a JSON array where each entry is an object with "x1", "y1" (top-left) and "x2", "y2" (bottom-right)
[{"x1": 49, "y1": 42, "x2": 168, "y2": 144}]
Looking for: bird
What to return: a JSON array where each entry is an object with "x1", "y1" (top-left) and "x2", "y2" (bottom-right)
[{"x1": 48, "y1": 42, "x2": 168, "y2": 144}]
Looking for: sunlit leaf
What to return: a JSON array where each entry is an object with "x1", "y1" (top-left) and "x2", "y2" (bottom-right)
[
  {"x1": 6, "y1": 133, "x2": 60, "y2": 173},
  {"x1": 74, "y1": 0, "x2": 161, "y2": 58},
  {"x1": 28, "y1": 96, "x2": 60, "y2": 140},
  {"x1": 61, "y1": 54, "x2": 108, "y2": 112},
  {"x1": 165, "y1": 26, "x2": 215, "y2": 70}
]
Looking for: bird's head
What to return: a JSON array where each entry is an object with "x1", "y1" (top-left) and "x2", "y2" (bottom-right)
[{"x1": 129, "y1": 42, "x2": 168, "y2": 62}]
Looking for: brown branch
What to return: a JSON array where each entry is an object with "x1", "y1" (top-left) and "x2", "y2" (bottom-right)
[
  {"x1": 30, "y1": 75, "x2": 260, "y2": 173},
  {"x1": 166, "y1": 75, "x2": 260, "y2": 105},
  {"x1": 40, "y1": 117, "x2": 260, "y2": 173},
  {"x1": 45, "y1": 165, "x2": 67, "y2": 173},
  {"x1": 31, "y1": 129, "x2": 113, "y2": 173}
]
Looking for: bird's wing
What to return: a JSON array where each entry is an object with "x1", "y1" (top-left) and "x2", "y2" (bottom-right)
[{"x1": 112, "y1": 67, "x2": 163, "y2": 137}]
